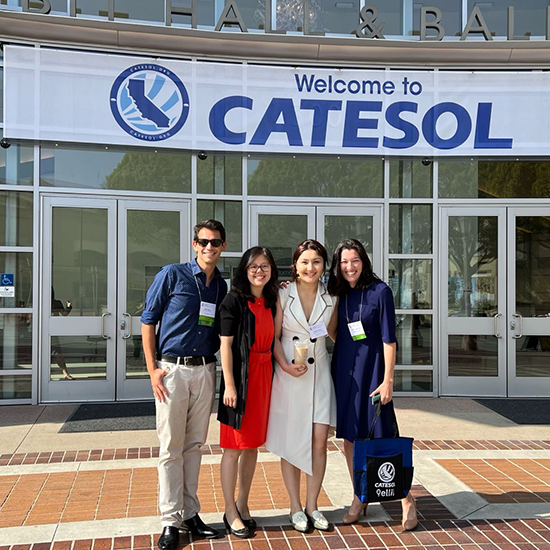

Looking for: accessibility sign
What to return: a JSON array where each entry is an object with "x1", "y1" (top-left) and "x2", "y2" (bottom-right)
[{"x1": 0, "y1": 273, "x2": 15, "y2": 298}]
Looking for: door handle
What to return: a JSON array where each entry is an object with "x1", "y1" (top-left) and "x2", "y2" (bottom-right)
[
  {"x1": 122, "y1": 312, "x2": 132, "y2": 340},
  {"x1": 493, "y1": 312, "x2": 502, "y2": 338},
  {"x1": 511, "y1": 313, "x2": 523, "y2": 339},
  {"x1": 101, "y1": 312, "x2": 111, "y2": 340}
]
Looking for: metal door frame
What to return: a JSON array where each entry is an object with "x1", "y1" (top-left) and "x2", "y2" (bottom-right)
[
  {"x1": 507, "y1": 207, "x2": 550, "y2": 397},
  {"x1": 40, "y1": 196, "x2": 117, "y2": 402},
  {"x1": 116, "y1": 199, "x2": 190, "y2": 401},
  {"x1": 439, "y1": 206, "x2": 508, "y2": 397}
]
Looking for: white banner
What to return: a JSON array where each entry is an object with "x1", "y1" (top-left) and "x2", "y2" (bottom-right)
[{"x1": 5, "y1": 46, "x2": 550, "y2": 157}]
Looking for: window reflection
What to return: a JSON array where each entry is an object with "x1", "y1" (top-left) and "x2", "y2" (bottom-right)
[
  {"x1": 310, "y1": 0, "x2": 360, "y2": 34},
  {"x1": 171, "y1": 0, "x2": 215, "y2": 27},
  {"x1": 439, "y1": 159, "x2": 550, "y2": 199},
  {"x1": 413, "y1": 0, "x2": 461, "y2": 37},
  {"x1": 40, "y1": 145, "x2": 191, "y2": 192},
  {"x1": 394, "y1": 369, "x2": 432, "y2": 392},
  {"x1": 115, "y1": 0, "x2": 164, "y2": 22},
  {"x1": 516, "y1": 336, "x2": 550, "y2": 377},
  {"x1": 0, "y1": 191, "x2": 33, "y2": 247},
  {"x1": 0, "y1": 135, "x2": 34, "y2": 186},
  {"x1": 448, "y1": 334, "x2": 498, "y2": 377},
  {"x1": 448, "y1": 217, "x2": 498, "y2": 317},
  {"x1": 390, "y1": 159, "x2": 432, "y2": 198},
  {"x1": 198, "y1": 155, "x2": 242, "y2": 195},
  {"x1": 197, "y1": 200, "x2": 242, "y2": 252},
  {"x1": 0, "y1": 314, "x2": 32, "y2": 371},
  {"x1": 389, "y1": 204, "x2": 432, "y2": 254},
  {"x1": 395, "y1": 314, "x2": 432, "y2": 365},
  {"x1": 468, "y1": 0, "x2": 547, "y2": 38},
  {"x1": 50, "y1": 336, "x2": 107, "y2": 381},
  {"x1": 52, "y1": 208, "x2": 108, "y2": 317},
  {"x1": 248, "y1": 155, "x2": 383, "y2": 197},
  {"x1": 0, "y1": 375, "x2": 31, "y2": 399},
  {"x1": 516, "y1": 216, "x2": 550, "y2": 317},
  {"x1": 389, "y1": 259, "x2": 432, "y2": 309}
]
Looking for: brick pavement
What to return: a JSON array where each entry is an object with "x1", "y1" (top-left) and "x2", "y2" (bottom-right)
[{"x1": 2, "y1": 438, "x2": 550, "y2": 548}]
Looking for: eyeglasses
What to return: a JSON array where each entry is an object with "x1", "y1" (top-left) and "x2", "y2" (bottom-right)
[
  {"x1": 195, "y1": 238, "x2": 224, "y2": 248},
  {"x1": 248, "y1": 263, "x2": 272, "y2": 273}
]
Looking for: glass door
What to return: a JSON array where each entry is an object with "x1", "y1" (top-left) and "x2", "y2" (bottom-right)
[
  {"x1": 116, "y1": 200, "x2": 189, "y2": 401},
  {"x1": 41, "y1": 196, "x2": 191, "y2": 403},
  {"x1": 249, "y1": 204, "x2": 384, "y2": 280},
  {"x1": 440, "y1": 207, "x2": 507, "y2": 397},
  {"x1": 41, "y1": 197, "x2": 117, "y2": 402},
  {"x1": 249, "y1": 204, "x2": 316, "y2": 279},
  {"x1": 508, "y1": 208, "x2": 550, "y2": 397},
  {"x1": 316, "y1": 206, "x2": 383, "y2": 277}
]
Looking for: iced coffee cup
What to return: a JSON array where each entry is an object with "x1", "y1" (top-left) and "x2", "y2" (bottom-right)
[{"x1": 293, "y1": 340, "x2": 308, "y2": 364}]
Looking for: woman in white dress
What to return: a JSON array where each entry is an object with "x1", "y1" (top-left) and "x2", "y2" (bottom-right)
[{"x1": 266, "y1": 239, "x2": 338, "y2": 532}]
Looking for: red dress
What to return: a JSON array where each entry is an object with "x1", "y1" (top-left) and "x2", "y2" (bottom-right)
[{"x1": 220, "y1": 297, "x2": 274, "y2": 449}]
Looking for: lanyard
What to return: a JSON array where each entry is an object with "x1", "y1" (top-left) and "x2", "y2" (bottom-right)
[
  {"x1": 194, "y1": 274, "x2": 219, "y2": 305},
  {"x1": 345, "y1": 289, "x2": 364, "y2": 324}
]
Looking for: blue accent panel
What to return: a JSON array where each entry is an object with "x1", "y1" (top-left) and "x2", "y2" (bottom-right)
[
  {"x1": 161, "y1": 90, "x2": 180, "y2": 113},
  {"x1": 120, "y1": 86, "x2": 132, "y2": 111},
  {"x1": 148, "y1": 75, "x2": 165, "y2": 100}
]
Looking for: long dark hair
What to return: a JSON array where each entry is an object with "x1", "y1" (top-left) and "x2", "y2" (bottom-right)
[
  {"x1": 231, "y1": 246, "x2": 279, "y2": 309},
  {"x1": 291, "y1": 239, "x2": 328, "y2": 281},
  {"x1": 327, "y1": 239, "x2": 379, "y2": 296}
]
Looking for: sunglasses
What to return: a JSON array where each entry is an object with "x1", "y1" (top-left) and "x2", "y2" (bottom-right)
[{"x1": 195, "y1": 238, "x2": 224, "y2": 248}]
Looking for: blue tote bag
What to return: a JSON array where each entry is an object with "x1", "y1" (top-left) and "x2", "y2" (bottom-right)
[{"x1": 353, "y1": 399, "x2": 414, "y2": 504}]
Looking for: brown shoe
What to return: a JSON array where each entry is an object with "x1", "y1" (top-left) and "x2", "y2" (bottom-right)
[
  {"x1": 402, "y1": 495, "x2": 418, "y2": 531},
  {"x1": 342, "y1": 499, "x2": 367, "y2": 525}
]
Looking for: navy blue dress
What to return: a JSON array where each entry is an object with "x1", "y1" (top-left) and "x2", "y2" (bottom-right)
[{"x1": 331, "y1": 280, "x2": 397, "y2": 442}]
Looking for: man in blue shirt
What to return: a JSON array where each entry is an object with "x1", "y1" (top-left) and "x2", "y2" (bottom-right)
[{"x1": 141, "y1": 219, "x2": 228, "y2": 549}]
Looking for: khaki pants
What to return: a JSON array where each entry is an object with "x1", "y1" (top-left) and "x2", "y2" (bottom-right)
[{"x1": 156, "y1": 359, "x2": 216, "y2": 528}]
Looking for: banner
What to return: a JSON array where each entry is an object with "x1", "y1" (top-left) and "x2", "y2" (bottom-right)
[{"x1": 5, "y1": 45, "x2": 550, "y2": 157}]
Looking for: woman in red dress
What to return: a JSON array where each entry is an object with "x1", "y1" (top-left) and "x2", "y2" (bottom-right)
[{"x1": 218, "y1": 246, "x2": 278, "y2": 538}]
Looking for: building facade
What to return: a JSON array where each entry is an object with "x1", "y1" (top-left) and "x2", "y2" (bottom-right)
[{"x1": 0, "y1": 0, "x2": 549, "y2": 405}]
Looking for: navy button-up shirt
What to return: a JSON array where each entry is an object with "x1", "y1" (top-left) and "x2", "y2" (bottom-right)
[{"x1": 140, "y1": 258, "x2": 228, "y2": 357}]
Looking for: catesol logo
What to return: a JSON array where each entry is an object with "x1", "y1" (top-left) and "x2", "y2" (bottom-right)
[
  {"x1": 110, "y1": 63, "x2": 189, "y2": 142},
  {"x1": 378, "y1": 462, "x2": 396, "y2": 483}
]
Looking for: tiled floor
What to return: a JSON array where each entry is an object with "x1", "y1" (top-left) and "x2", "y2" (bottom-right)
[
  {"x1": 2, "y1": 440, "x2": 550, "y2": 466},
  {"x1": 0, "y1": 463, "x2": 331, "y2": 528},
  {"x1": 437, "y1": 458, "x2": 550, "y2": 503}
]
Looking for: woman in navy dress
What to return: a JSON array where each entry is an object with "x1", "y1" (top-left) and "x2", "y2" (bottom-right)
[{"x1": 327, "y1": 239, "x2": 417, "y2": 531}]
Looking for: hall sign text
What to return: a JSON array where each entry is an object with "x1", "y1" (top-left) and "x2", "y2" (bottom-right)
[
  {"x1": 6, "y1": 46, "x2": 550, "y2": 157},
  {"x1": 12, "y1": 1, "x2": 550, "y2": 42}
]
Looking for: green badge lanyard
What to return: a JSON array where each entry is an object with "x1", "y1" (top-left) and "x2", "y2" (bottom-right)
[
  {"x1": 194, "y1": 275, "x2": 219, "y2": 327},
  {"x1": 345, "y1": 289, "x2": 367, "y2": 341}
]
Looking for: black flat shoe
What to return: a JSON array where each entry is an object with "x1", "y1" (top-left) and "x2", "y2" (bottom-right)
[
  {"x1": 158, "y1": 526, "x2": 179, "y2": 550},
  {"x1": 182, "y1": 514, "x2": 220, "y2": 539},
  {"x1": 235, "y1": 502, "x2": 257, "y2": 530},
  {"x1": 223, "y1": 513, "x2": 250, "y2": 538}
]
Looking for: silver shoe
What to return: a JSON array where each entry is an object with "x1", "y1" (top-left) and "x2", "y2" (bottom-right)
[
  {"x1": 289, "y1": 510, "x2": 309, "y2": 532},
  {"x1": 305, "y1": 510, "x2": 329, "y2": 531}
]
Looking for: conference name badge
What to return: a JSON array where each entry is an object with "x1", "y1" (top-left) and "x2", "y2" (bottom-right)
[
  {"x1": 199, "y1": 301, "x2": 216, "y2": 327},
  {"x1": 309, "y1": 321, "x2": 328, "y2": 339},
  {"x1": 348, "y1": 320, "x2": 366, "y2": 341}
]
